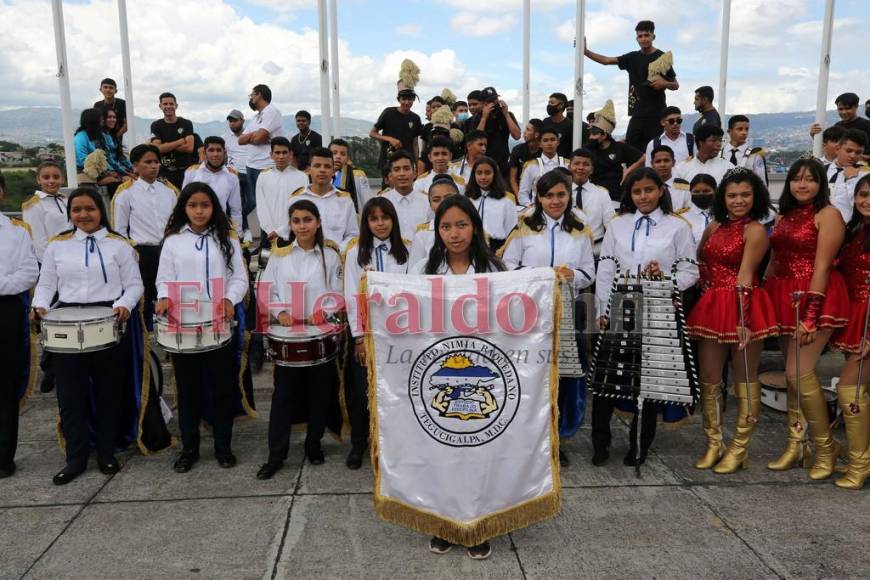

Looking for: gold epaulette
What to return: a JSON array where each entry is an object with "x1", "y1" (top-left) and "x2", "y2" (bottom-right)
[
  {"x1": 227, "y1": 166, "x2": 239, "y2": 175},
  {"x1": 401, "y1": 237, "x2": 412, "y2": 246},
  {"x1": 352, "y1": 168, "x2": 367, "y2": 178},
  {"x1": 114, "y1": 179, "x2": 134, "y2": 195},
  {"x1": 496, "y1": 224, "x2": 524, "y2": 258},
  {"x1": 228, "y1": 229, "x2": 239, "y2": 240},
  {"x1": 105, "y1": 232, "x2": 137, "y2": 247},
  {"x1": 290, "y1": 187, "x2": 306, "y2": 197},
  {"x1": 671, "y1": 212, "x2": 692, "y2": 227},
  {"x1": 675, "y1": 207, "x2": 690, "y2": 215},
  {"x1": 522, "y1": 159, "x2": 537, "y2": 170},
  {"x1": 453, "y1": 174, "x2": 466, "y2": 185},
  {"x1": 671, "y1": 181, "x2": 690, "y2": 190},
  {"x1": 21, "y1": 194, "x2": 40, "y2": 211},
  {"x1": 260, "y1": 168, "x2": 273, "y2": 173},
  {"x1": 749, "y1": 147, "x2": 766, "y2": 158},
  {"x1": 415, "y1": 221, "x2": 430, "y2": 233},
  {"x1": 342, "y1": 237, "x2": 359, "y2": 263},
  {"x1": 417, "y1": 171, "x2": 430, "y2": 179},
  {"x1": 860, "y1": 165, "x2": 870, "y2": 174},
  {"x1": 10, "y1": 217, "x2": 32, "y2": 237},
  {"x1": 186, "y1": 163, "x2": 201, "y2": 171},
  {"x1": 324, "y1": 239, "x2": 341, "y2": 254},
  {"x1": 48, "y1": 231, "x2": 75, "y2": 244},
  {"x1": 335, "y1": 188, "x2": 352, "y2": 198},
  {"x1": 158, "y1": 178, "x2": 181, "y2": 196},
  {"x1": 505, "y1": 192, "x2": 518, "y2": 204}
]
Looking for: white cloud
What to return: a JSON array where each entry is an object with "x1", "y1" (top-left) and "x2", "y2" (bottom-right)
[
  {"x1": 451, "y1": 11, "x2": 517, "y2": 37},
  {"x1": 557, "y1": 13, "x2": 634, "y2": 46},
  {"x1": 395, "y1": 23, "x2": 421, "y2": 37},
  {"x1": 438, "y1": 0, "x2": 570, "y2": 13},
  {"x1": 243, "y1": 0, "x2": 316, "y2": 12}
]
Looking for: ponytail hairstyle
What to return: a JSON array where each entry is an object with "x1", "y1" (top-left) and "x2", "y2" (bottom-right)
[
  {"x1": 523, "y1": 169, "x2": 585, "y2": 234},
  {"x1": 164, "y1": 182, "x2": 235, "y2": 273},
  {"x1": 465, "y1": 156, "x2": 508, "y2": 200},
  {"x1": 357, "y1": 196, "x2": 409, "y2": 268},
  {"x1": 424, "y1": 195, "x2": 504, "y2": 274}
]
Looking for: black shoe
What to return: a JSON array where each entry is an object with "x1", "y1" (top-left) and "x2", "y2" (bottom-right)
[
  {"x1": 173, "y1": 450, "x2": 199, "y2": 473},
  {"x1": 467, "y1": 541, "x2": 492, "y2": 560},
  {"x1": 591, "y1": 446, "x2": 609, "y2": 467},
  {"x1": 52, "y1": 465, "x2": 84, "y2": 486},
  {"x1": 345, "y1": 447, "x2": 365, "y2": 470},
  {"x1": 256, "y1": 461, "x2": 283, "y2": 480},
  {"x1": 623, "y1": 448, "x2": 647, "y2": 467},
  {"x1": 98, "y1": 457, "x2": 120, "y2": 475},
  {"x1": 428, "y1": 536, "x2": 453, "y2": 555},
  {"x1": 307, "y1": 449, "x2": 325, "y2": 465},
  {"x1": 559, "y1": 449, "x2": 570, "y2": 467},
  {"x1": 40, "y1": 374, "x2": 55, "y2": 394},
  {"x1": 0, "y1": 461, "x2": 16, "y2": 479},
  {"x1": 216, "y1": 452, "x2": 237, "y2": 469}
]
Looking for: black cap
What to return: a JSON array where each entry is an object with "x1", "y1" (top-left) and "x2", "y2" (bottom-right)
[{"x1": 398, "y1": 88, "x2": 418, "y2": 100}]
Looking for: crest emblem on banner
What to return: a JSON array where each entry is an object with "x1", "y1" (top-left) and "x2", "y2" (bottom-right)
[{"x1": 409, "y1": 338, "x2": 520, "y2": 446}]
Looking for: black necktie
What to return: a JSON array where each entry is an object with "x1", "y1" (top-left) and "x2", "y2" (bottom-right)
[
  {"x1": 729, "y1": 149, "x2": 738, "y2": 165},
  {"x1": 829, "y1": 167, "x2": 843, "y2": 184}
]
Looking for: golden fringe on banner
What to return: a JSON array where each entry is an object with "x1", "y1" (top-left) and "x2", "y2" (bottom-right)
[{"x1": 364, "y1": 273, "x2": 563, "y2": 547}]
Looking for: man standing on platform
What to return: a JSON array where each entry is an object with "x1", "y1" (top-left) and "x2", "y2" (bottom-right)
[
  {"x1": 239, "y1": 84, "x2": 284, "y2": 199},
  {"x1": 223, "y1": 109, "x2": 253, "y2": 243},
  {"x1": 93, "y1": 78, "x2": 127, "y2": 150},
  {"x1": 291, "y1": 110, "x2": 322, "y2": 170},
  {"x1": 584, "y1": 20, "x2": 679, "y2": 153},
  {"x1": 542, "y1": 93, "x2": 586, "y2": 159},
  {"x1": 692, "y1": 86, "x2": 721, "y2": 134},
  {"x1": 149, "y1": 92, "x2": 196, "y2": 190}
]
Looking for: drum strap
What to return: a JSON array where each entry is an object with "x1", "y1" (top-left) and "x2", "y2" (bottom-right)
[
  {"x1": 85, "y1": 236, "x2": 108, "y2": 283},
  {"x1": 56, "y1": 300, "x2": 115, "y2": 309}
]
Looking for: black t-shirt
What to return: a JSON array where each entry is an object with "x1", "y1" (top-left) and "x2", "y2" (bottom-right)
[
  {"x1": 467, "y1": 110, "x2": 519, "y2": 172},
  {"x1": 589, "y1": 140, "x2": 643, "y2": 200},
  {"x1": 617, "y1": 49, "x2": 676, "y2": 118},
  {"x1": 150, "y1": 117, "x2": 196, "y2": 172},
  {"x1": 692, "y1": 109, "x2": 722, "y2": 136},
  {"x1": 291, "y1": 130, "x2": 323, "y2": 169},
  {"x1": 542, "y1": 116, "x2": 590, "y2": 158},
  {"x1": 509, "y1": 142, "x2": 542, "y2": 176},
  {"x1": 374, "y1": 107, "x2": 423, "y2": 167},
  {"x1": 836, "y1": 116, "x2": 870, "y2": 153}
]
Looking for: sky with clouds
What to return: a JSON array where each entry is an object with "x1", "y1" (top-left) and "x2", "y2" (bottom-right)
[{"x1": 1, "y1": 0, "x2": 868, "y2": 132}]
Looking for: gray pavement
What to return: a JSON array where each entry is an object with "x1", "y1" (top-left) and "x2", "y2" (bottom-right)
[{"x1": 3, "y1": 351, "x2": 870, "y2": 580}]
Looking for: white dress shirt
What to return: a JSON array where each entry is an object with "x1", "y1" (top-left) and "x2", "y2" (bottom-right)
[
  {"x1": 21, "y1": 190, "x2": 70, "y2": 262},
  {"x1": 291, "y1": 186, "x2": 359, "y2": 251},
  {"x1": 572, "y1": 181, "x2": 614, "y2": 241},
  {"x1": 259, "y1": 240, "x2": 342, "y2": 319},
  {"x1": 378, "y1": 188, "x2": 431, "y2": 242},
  {"x1": 33, "y1": 228, "x2": 144, "y2": 312},
  {"x1": 518, "y1": 154, "x2": 569, "y2": 206},
  {"x1": 595, "y1": 208, "x2": 699, "y2": 316},
  {"x1": 0, "y1": 214, "x2": 39, "y2": 295},
  {"x1": 645, "y1": 131, "x2": 692, "y2": 166},
  {"x1": 334, "y1": 166, "x2": 374, "y2": 209},
  {"x1": 827, "y1": 162, "x2": 866, "y2": 223},
  {"x1": 471, "y1": 192, "x2": 518, "y2": 242},
  {"x1": 156, "y1": 226, "x2": 248, "y2": 306},
  {"x1": 409, "y1": 221, "x2": 435, "y2": 267},
  {"x1": 720, "y1": 141, "x2": 766, "y2": 183},
  {"x1": 667, "y1": 182, "x2": 691, "y2": 211},
  {"x1": 413, "y1": 171, "x2": 466, "y2": 196},
  {"x1": 673, "y1": 155, "x2": 734, "y2": 186},
  {"x1": 222, "y1": 130, "x2": 249, "y2": 174},
  {"x1": 255, "y1": 166, "x2": 309, "y2": 238},
  {"x1": 182, "y1": 164, "x2": 243, "y2": 235},
  {"x1": 684, "y1": 203, "x2": 713, "y2": 247},
  {"x1": 449, "y1": 157, "x2": 476, "y2": 183},
  {"x1": 111, "y1": 178, "x2": 178, "y2": 245},
  {"x1": 245, "y1": 104, "x2": 284, "y2": 170},
  {"x1": 500, "y1": 213, "x2": 595, "y2": 292},
  {"x1": 343, "y1": 238, "x2": 410, "y2": 337}
]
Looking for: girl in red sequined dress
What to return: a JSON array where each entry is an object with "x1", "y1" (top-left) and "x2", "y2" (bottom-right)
[
  {"x1": 831, "y1": 174, "x2": 870, "y2": 489},
  {"x1": 763, "y1": 158, "x2": 848, "y2": 479},
  {"x1": 686, "y1": 168, "x2": 778, "y2": 473}
]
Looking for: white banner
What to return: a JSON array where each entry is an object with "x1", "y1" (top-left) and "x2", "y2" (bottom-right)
[{"x1": 364, "y1": 268, "x2": 561, "y2": 546}]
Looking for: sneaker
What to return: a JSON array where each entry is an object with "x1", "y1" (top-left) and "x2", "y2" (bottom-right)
[
  {"x1": 467, "y1": 541, "x2": 492, "y2": 560},
  {"x1": 428, "y1": 536, "x2": 453, "y2": 555}
]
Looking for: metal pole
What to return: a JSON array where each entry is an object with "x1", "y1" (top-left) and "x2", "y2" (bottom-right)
[
  {"x1": 522, "y1": 0, "x2": 530, "y2": 128},
  {"x1": 717, "y1": 0, "x2": 731, "y2": 117},
  {"x1": 328, "y1": 0, "x2": 340, "y2": 139},
  {"x1": 117, "y1": 0, "x2": 136, "y2": 147},
  {"x1": 572, "y1": 0, "x2": 586, "y2": 150},
  {"x1": 813, "y1": 0, "x2": 836, "y2": 157},
  {"x1": 51, "y1": 0, "x2": 77, "y2": 187},
  {"x1": 317, "y1": 0, "x2": 332, "y2": 143}
]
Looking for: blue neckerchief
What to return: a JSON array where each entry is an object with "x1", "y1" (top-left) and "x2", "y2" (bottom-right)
[
  {"x1": 631, "y1": 215, "x2": 655, "y2": 252},
  {"x1": 549, "y1": 221, "x2": 559, "y2": 267},
  {"x1": 375, "y1": 243, "x2": 388, "y2": 272},
  {"x1": 85, "y1": 235, "x2": 108, "y2": 284}
]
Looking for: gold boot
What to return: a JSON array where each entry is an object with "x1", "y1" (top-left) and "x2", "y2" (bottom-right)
[
  {"x1": 714, "y1": 382, "x2": 761, "y2": 474},
  {"x1": 835, "y1": 384, "x2": 870, "y2": 490},
  {"x1": 767, "y1": 375, "x2": 812, "y2": 470},
  {"x1": 799, "y1": 372, "x2": 844, "y2": 480},
  {"x1": 695, "y1": 382, "x2": 725, "y2": 469}
]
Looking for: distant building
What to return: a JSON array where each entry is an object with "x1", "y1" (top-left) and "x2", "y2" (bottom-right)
[{"x1": 0, "y1": 151, "x2": 27, "y2": 165}]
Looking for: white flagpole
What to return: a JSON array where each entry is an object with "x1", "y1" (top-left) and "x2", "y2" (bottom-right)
[
  {"x1": 813, "y1": 0, "x2": 836, "y2": 157},
  {"x1": 51, "y1": 0, "x2": 77, "y2": 187},
  {"x1": 117, "y1": 0, "x2": 136, "y2": 147},
  {"x1": 317, "y1": 0, "x2": 332, "y2": 143},
  {"x1": 522, "y1": 0, "x2": 530, "y2": 128},
  {"x1": 572, "y1": 0, "x2": 586, "y2": 150},
  {"x1": 328, "y1": 0, "x2": 340, "y2": 139},
  {"x1": 718, "y1": 0, "x2": 731, "y2": 117}
]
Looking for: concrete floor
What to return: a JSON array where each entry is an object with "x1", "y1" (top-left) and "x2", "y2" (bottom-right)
[{"x1": 2, "y1": 350, "x2": 870, "y2": 580}]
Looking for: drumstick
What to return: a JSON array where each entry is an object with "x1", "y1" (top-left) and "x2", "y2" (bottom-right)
[
  {"x1": 791, "y1": 291, "x2": 804, "y2": 435},
  {"x1": 737, "y1": 286, "x2": 756, "y2": 424},
  {"x1": 850, "y1": 277, "x2": 870, "y2": 414}
]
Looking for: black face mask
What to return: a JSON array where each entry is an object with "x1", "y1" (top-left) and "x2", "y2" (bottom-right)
[
  {"x1": 248, "y1": 99, "x2": 257, "y2": 111},
  {"x1": 692, "y1": 194, "x2": 714, "y2": 210},
  {"x1": 546, "y1": 104, "x2": 561, "y2": 116}
]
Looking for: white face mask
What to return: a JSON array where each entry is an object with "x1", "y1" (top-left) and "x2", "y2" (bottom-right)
[{"x1": 457, "y1": 112, "x2": 470, "y2": 122}]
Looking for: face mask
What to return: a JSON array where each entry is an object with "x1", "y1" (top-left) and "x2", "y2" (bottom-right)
[
  {"x1": 692, "y1": 194, "x2": 713, "y2": 210},
  {"x1": 457, "y1": 112, "x2": 470, "y2": 122},
  {"x1": 546, "y1": 104, "x2": 561, "y2": 116},
  {"x1": 248, "y1": 99, "x2": 257, "y2": 111}
]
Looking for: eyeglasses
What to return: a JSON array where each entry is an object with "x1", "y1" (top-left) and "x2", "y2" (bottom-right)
[{"x1": 665, "y1": 118, "x2": 683, "y2": 125}]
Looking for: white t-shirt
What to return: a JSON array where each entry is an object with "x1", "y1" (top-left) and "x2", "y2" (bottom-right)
[{"x1": 245, "y1": 104, "x2": 284, "y2": 170}]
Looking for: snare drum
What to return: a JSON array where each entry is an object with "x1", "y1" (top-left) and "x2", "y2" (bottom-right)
[
  {"x1": 267, "y1": 324, "x2": 346, "y2": 367},
  {"x1": 153, "y1": 301, "x2": 235, "y2": 354},
  {"x1": 41, "y1": 306, "x2": 122, "y2": 353}
]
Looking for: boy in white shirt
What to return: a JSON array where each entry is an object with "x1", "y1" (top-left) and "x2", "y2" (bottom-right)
[
  {"x1": 255, "y1": 137, "x2": 309, "y2": 248},
  {"x1": 379, "y1": 150, "x2": 430, "y2": 240}
]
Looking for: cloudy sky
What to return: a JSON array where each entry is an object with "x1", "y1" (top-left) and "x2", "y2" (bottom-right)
[{"x1": 0, "y1": 0, "x2": 868, "y2": 130}]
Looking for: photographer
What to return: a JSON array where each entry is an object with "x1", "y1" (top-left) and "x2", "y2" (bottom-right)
[{"x1": 468, "y1": 86, "x2": 521, "y2": 179}]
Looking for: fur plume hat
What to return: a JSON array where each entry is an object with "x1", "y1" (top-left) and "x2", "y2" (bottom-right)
[
  {"x1": 397, "y1": 59, "x2": 420, "y2": 99},
  {"x1": 591, "y1": 99, "x2": 616, "y2": 135}
]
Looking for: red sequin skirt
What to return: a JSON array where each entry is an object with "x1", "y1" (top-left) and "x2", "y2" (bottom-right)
[
  {"x1": 832, "y1": 298, "x2": 870, "y2": 353},
  {"x1": 685, "y1": 286, "x2": 779, "y2": 343},
  {"x1": 763, "y1": 273, "x2": 850, "y2": 334}
]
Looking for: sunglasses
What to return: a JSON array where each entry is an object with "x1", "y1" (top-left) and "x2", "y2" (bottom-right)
[{"x1": 665, "y1": 118, "x2": 683, "y2": 125}]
